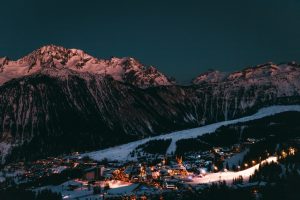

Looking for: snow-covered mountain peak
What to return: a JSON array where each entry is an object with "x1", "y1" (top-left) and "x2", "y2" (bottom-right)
[
  {"x1": 17, "y1": 44, "x2": 94, "y2": 69},
  {"x1": 0, "y1": 45, "x2": 174, "y2": 87},
  {"x1": 194, "y1": 62, "x2": 300, "y2": 85},
  {"x1": 229, "y1": 62, "x2": 300, "y2": 81},
  {"x1": 192, "y1": 70, "x2": 228, "y2": 84},
  {"x1": 35, "y1": 44, "x2": 91, "y2": 59}
]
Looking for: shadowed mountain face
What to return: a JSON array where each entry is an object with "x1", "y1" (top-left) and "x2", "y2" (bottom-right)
[
  {"x1": 0, "y1": 71, "x2": 199, "y2": 163},
  {"x1": 0, "y1": 46, "x2": 300, "y2": 163}
]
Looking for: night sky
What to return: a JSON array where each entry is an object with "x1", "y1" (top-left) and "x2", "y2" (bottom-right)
[{"x1": 0, "y1": 0, "x2": 300, "y2": 82}]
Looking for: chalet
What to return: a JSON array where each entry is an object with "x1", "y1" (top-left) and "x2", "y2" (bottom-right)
[{"x1": 83, "y1": 165, "x2": 105, "y2": 181}]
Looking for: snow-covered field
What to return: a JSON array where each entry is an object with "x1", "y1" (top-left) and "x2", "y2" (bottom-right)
[
  {"x1": 191, "y1": 156, "x2": 277, "y2": 184},
  {"x1": 224, "y1": 148, "x2": 249, "y2": 168},
  {"x1": 34, "y1": 179, "x2": 136, "y2": 200},
  {"x1": 85, "y1": 105, "x2": 300, "y2": 162}
]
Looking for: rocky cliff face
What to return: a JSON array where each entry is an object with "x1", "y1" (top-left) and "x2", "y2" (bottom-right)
[
  {"x1": 192, "y1": 62, "x2": 300, "y2": 120},
  {"x1": 0, "y1": 46, "x2": 300, "y2": 163}
]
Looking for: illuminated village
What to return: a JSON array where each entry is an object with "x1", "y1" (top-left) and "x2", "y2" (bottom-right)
[{"x1": 0, "y1": 137, "x2": 298, "y2": 200}]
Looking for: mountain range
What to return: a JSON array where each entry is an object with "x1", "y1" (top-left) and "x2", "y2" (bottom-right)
[{"x1": 0, "y1": 45, "x2": 300, "y2": 164}]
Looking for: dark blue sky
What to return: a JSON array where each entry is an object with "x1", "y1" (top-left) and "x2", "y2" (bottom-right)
[{"x1": 0, "y1": 0, "x2": 300, "y2": 82}]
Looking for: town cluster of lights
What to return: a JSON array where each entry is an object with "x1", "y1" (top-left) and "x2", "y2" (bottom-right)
[{"x1": 278, "y1": 147, "x2": 297, "y2": 159}]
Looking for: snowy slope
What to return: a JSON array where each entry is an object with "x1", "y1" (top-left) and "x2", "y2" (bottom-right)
[
  {"x1": 191, "y1": 156, "x2": 278, "y2": 184},
  {"x1": 85, "y1": 105, "x2": 300, "y2": 161},
  {"x1": 34, "y1": 180, "x2": 135, "y2": 199},
  {"x1": 223, "y1": 148, "x2": 249, "y2": 168}
]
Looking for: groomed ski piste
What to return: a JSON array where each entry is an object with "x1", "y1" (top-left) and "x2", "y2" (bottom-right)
[
  {"x1": 84, "y1": 105, "x2": 300, "y2": 162},
  {"x1": 191, "y1": 156, "x2": 278, "y2": 184}
]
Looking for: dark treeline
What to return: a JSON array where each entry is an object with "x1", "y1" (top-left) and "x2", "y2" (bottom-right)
[
  {"x1": 207, "y1": 111, "x2": 300, "y2": 144},
  {"x1": 175, "y1": 138, "x2": 211, "y2": 155},
  {"x1": 174, "y1": 111, "x2": 300, "y2": 159},
  {"x1": 249, "y1": 161, "x2": 282, "y2": 183},
  {"x1": 242, "y1": 139, "x2": 277, "y2": 165},
  {"x1": 188, "y1": 111, "x2": 299, "y2": 151},
  {"x1": 136, "y1": 139, "x2": 172, "y2": 155}
]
